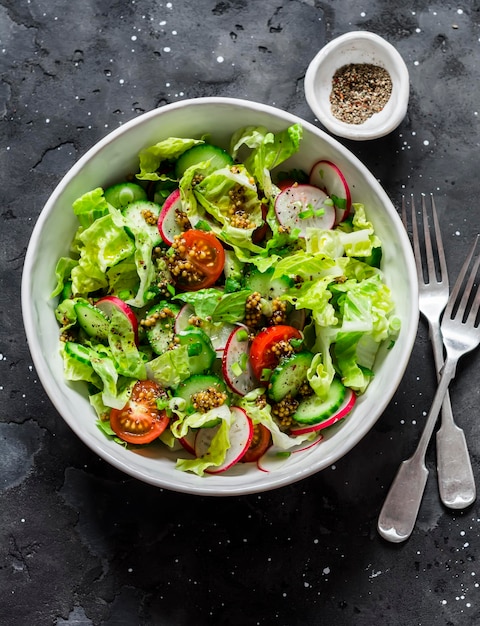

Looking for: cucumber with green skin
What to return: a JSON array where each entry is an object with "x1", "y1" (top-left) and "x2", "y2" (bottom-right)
[
  {"x1": 175, "y1": 328, "x2": 216, "y2": 375},
  {"x1": 145, "y1": 301, "x2": 182, "y2": 355},
  {"x1": 267, "y1": 351, "x2": 314, "y2": 402},
  {"x1": 74, "y1": 301, "x2": 110, "y2": 342},
  {"x1": 104, "y1": 182, "x2": 148, "y2": 209},
  {"x1": 174, "y1": 373, "x2": 228, "y2": 415},
  {"x1": 175, "y1": 143, "x2": 234, "y2": 178},
  {"x1": 292, "y1": 377, "x2": 346, "y2": 425},
  {"x1": 122, "y1": 200, "x2": 162, "y2": 245},
  {"x1": 64, "y1": 341, "x2": 92, "y2": 364}
]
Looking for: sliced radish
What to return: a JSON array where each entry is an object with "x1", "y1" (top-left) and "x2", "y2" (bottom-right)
[
  {"x1": 96, "y1": 295, "x2": 139, "y2": 344},
  {"x1": 157, "y1": 189, "x2": 186, "y2": 245},
  {"x1": 222, "y1": 326, "x2": 257, "y2": 395},
  {"x1": 174, "y1": 303, "x2": 195, "y2": 333},
  {"x1": 309, "y1": 160, "x2": 352, "y2": 225},
  {"x1": 275, "y1": 184, "x2": 335, "y2": 237},
  {"x1": 256, "y1": 433, "x2": 324, "y2": 472},
  {"x1": 195, "y1": 406, "x2": 253, "y2": 474},
  {"x1": 179, "y1": 430, "x2": 197, "y2": 456},
  {"x1": 290, "y1": 388, "x2": 357, "y2": 436}
]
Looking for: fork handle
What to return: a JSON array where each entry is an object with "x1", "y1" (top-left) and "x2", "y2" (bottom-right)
[
  {"x1": 378, "y1": 360, "x2": 455, "y2": 542},
  {"x1": 428, "y1": 321, "x2": 476, "y2": 508},
  {"x1": 377, "y1": 456, "x2": 429, "y2": 543}
]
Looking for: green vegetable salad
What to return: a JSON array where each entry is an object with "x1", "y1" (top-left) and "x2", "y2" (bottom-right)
[{"x1": 51, "y1": 123, "x2": 400, "y2": 475}]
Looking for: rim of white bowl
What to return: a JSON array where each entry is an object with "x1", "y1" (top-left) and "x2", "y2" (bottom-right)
[
  {"x1": 21, "y1": 96, "x2": 418, "y2": 495},
  {"x1": 305, "y1": 31, "x2": 410, "y2": 140}
]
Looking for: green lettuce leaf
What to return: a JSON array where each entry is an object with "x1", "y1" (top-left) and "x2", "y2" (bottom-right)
[
  {"x1": 107, "y1": 308, "x2": 147, "y2": 380},
  {"x1": 137, "y1": 137, "x2": 204, "y2": 181},
  {"x1": 230, "y1": 124, "x2": 303, "y2": 196},
  {"x1": 173, "y1": 288, "x2": 252, "y2": 323},
  {"x1": 50, "y1": 257, "x2": 78, "y2": 298},
  {"x1": 147, "y1": 345, "x2": 192, "y2": 388},
  {"x1": 72, "y1": 187, "x2": 110, "y2": 228}
]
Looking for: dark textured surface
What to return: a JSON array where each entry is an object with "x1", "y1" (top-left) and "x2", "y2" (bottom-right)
[{"x1": 2, "y1": 1, "x2": 480, "y2": 624}]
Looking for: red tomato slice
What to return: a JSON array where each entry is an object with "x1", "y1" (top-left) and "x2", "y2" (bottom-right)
[
  {"x1": 241, "y1": 423, "x2": 272, "y2": 463},
  {"x1": 249, "y1": 325, "x2": 303, "y2": 380},
  {"x1": 173, "y1": 229, "x2": 226, "y2": 291},
  {"x1": 110, "y1": 380, "x2": 169, "y2": 445}
]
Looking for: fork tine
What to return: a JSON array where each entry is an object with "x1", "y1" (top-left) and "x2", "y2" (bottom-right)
[
  {"x1": 444, "y1": 234, "x2": 480, "y2": 321},
  {"x1": 427, "y1": 194, "x2": 448, "y2": 285}
]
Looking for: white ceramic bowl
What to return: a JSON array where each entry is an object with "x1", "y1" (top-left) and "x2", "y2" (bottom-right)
[
  {"x1": 305, "y1": 31, "x2": 410, "y2": 140},
  {"x1": 22, "y1": 97, "x2": 418, "y2": 496}
]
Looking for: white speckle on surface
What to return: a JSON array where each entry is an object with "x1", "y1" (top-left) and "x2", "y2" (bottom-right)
[
  {"x1": 217, "y1": 56, "x2": 224, "y2": 63},
  {"x1": 424, "y1": 140, "x2": 430, "y2": 146},
  {"x1": 323, "y1": 567, "x2": 330, "y2": 575},
  {"x1": 131, "y1": 35, "x2": 137, "y2": 41},
  {"x1": 164, "y1": 47, "x2": 171, "y2": 52}
]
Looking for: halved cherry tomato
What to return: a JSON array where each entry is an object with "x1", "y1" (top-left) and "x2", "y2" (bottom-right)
[
  {"x1": 241, "y1": 423, "x2": 272, "y2": 463},
  {"x1": 110, "y1": 380, "x2": 169, "y2": 444},
  {"x1": 172, "y1": 229, "x2": 225, "y2": 291},
  {"x1": 249, "y1": 325, "x2": 303, "y2": 380}
]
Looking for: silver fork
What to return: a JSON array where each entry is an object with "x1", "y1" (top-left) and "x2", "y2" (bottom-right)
[
  {"x1": 378, "y1": 233, "x2": 480, "y2": 543},
  {"x1": 406, "y1": 195, "x2": 475, "y2": 510}
]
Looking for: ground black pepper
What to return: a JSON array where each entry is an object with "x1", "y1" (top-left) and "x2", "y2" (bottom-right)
[{"x1": 330, "y1": 63, "x2": 393, "y2": 125}]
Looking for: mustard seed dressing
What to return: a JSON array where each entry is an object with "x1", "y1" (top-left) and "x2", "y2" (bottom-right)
[{"x1": 330, "y1": 63, "x2": 393, "y2": 125}]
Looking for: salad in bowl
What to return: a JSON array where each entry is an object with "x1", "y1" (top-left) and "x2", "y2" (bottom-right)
[{"x1": 22, "y1": 98, "x2": 417, "y2": 495}]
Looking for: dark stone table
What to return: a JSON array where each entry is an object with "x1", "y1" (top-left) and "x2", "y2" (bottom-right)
[{"x1": 2, "y1": 1, "x2": 480, "y2": 624}]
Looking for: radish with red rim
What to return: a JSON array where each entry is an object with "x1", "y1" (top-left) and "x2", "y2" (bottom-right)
[
  {"x1": 179, "y1": 430, "x2": 197, "y2": 456},
  {"x1": 96, "y1": 295, "x2": 139, "y2": 344},
  {"x1": 290, "y1": 388, "x2": 356, "y2": 436},
  {"x1": 222, "y1": 326, "x2": 257, "y2": 395},
  {"x1": 194, "y1": 406, "x2": 253, "y2": 474},
  {"x1": 157, "y1": 189, "x2": 186, "y2": 245},
  {"x1": 309, "y1": 160, "x2": 351, "y2": 225},
  {"x1": 274, "y1": 184, "x2": 335, "y2": 237}
]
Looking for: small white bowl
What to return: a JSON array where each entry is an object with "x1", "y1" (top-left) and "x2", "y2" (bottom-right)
[
  {"x1": 305, "y1": 31, "x2": 410, "y2": 140},
  {"x1": 22, "y1": 97, "x2": 418, "y2": 496}
]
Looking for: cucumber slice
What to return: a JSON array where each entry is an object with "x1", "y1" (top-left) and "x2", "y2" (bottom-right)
[
  {"x1": 245, "y1": 267, "x2": 294, "y2": 301},
  {"x1": 74, "y1": 301, "x2": 110, "y2": 342},
  {"x1": 175, "y1": 143, "x2": 234, "y2": 178},
  {"x1": 292, "y1": 377, "x2": 346, "y2": 425},
  {"x1": 64, "y1": 341, "x2": 91, "y2": 364},
  {"x1": 267, "y1": 351, "x2": 314, "y2": 402},
  {"x1": 145, "y1": 301, "x2": 182, "y2": 355},
  {"x1": 174, "y1": 373, "x2": 228, "y2": 414},
  {"x1": 175, "y1": 328, "x2": 216, "y2": 375},
  {"x1": 104, "y1": 182, "x2": 148, "y2": 209},
  {"x1": 122, "y1": 200, "x2": 162, "y2": 245}
]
